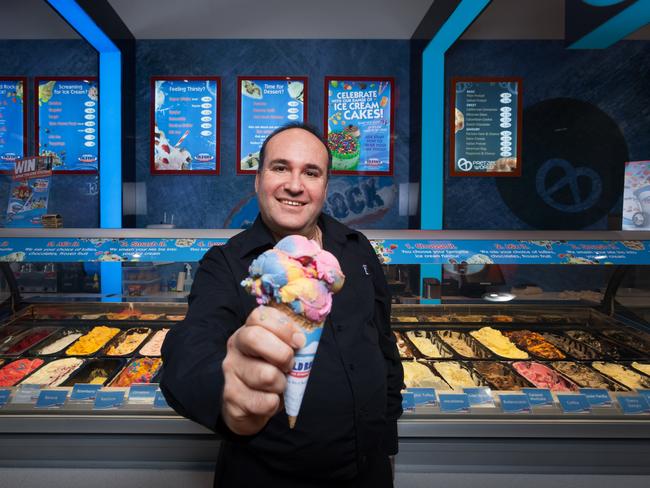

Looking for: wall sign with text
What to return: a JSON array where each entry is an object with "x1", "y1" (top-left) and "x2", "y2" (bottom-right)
[
  {"x1": 237, "y1": 76, "x2": 307, "y2": 174},
  {"x1": 0, "y1": 78, "x2": 27, "y2": 173},
  {"x1": 151, "y1": 77, "x2": 220, "y2": 175},
  {"x1": 451, "y1": 77, "x2": 522, "y2": 177},
  {"x1": 36, "y1": 77, "x2": 98, "y2": 173},
  {"x1": 324, "y1": 77, "x2": 394, "y2": 175}
]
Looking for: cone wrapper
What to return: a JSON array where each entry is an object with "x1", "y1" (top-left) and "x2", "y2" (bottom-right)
[{"x1": 271, "y1": 303, "x2": 324, "y2": 428}]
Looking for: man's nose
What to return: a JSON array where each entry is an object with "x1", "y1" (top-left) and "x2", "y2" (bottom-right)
[{"x1": 284, "y1": 171, "x2": 304, "y2": 193}]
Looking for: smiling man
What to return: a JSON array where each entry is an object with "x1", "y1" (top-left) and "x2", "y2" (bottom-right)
[{"x1": 161, "y1": 122, "x2": 403, "y2": 487}]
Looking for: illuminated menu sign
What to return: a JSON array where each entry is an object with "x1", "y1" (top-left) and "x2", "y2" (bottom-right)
[
  {"x1": 36, "y1": 77, "x2": 98, "y2": 172},
  {"x1": 0, "y1": 78, "x2": 26, "y2": 172}
]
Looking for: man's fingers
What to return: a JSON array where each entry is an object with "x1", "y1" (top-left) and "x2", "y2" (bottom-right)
[
  {"x1": 222, "y1": 373, "x2": 282, "y2": 419},
  {"x1": 248, "y1": 305, "x2": 306, "y2": 349},
  {"x1": 233, "y1": 356, "x2": 287, "y2": 394},
  {"x1": 233, "y1": 325, "x2": 295, "y2": 372}
]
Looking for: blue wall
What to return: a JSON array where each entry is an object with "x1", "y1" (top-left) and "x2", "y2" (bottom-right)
[
  {"x1": 0, "y1": 40, "x2": 99, "y2": 228},
  {"x1": 134, "y1": 40, "x2": 411, "y2": 229},
  {"x1": 444, "y1": 40, "x2": 650, "y2": 230}
]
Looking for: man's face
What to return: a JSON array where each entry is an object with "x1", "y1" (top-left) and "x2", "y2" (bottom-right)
[{"x1": 255, "y1": 128, "x2": 329, "y2": 237}]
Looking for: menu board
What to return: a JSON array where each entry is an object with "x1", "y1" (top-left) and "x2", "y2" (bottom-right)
[
  {"x1": 237, "y1": 77, "x2": 307, "y2": 174},
  {"x1": 325, "y1": 77, "x2": 394, "y2": 175},
  {"x1": 0, "y1": 78, "x2": 26, "y2": 173},
  {"x1": 623, "y1": 161, "x2": 650, "y2": 230},
  {"x1": 151, "y1": 77, "x2": 220, "y2": 174},
  {"x1": 451, "y1": 77, "x2": 522, "y2": 177},
  {"x1": 36, "y1": 77, "x2": 98, "y2": 172}
]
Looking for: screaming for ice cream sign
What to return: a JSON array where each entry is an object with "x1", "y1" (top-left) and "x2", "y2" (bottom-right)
[
  {"x1": 324, "y1": 77, "x2": 394, "y2": 175},
  {"x1": 237, "y1": 76, "x2": 307, "y2": 174},
  {"x1": 151, "y1": 77, "x2": 220, "y2": 174}
]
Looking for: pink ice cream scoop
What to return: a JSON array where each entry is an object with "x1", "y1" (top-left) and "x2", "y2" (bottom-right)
[{"x1": 242, "y1": 235, "x2": 345, "y2": 323}]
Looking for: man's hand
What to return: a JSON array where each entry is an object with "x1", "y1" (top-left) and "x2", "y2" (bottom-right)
[{"x1": 221, "y1": 305, "x2": 306, "y2": 436}]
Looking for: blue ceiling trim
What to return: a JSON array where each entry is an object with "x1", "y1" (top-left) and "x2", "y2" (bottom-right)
[{"x1": 569, "y1": 0, "x2": 650, "y2": 48}]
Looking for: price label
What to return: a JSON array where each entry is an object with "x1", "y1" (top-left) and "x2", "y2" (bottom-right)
[
  {"x1": 0, "y1": 389, "x2": 11, "y2": 407},
  {"x1": 439, "y1": 393, "x2": 470, "y2": 413},
  {"x1": 128, "y1": 384, "x2": 158, "y2": 402},
  {"x1": 463, "y1": 387, "x2": 494, "y2": 406},
  {"x1": 558, "y1": 394, "x2": 591, "y2": 413},
  {"x1": 402, "y1": 392, "x2": 416, "y2": 412},
  {"x1": 580, "y1": 388, "x2": 612, "y2": 407},
  {"x1": 618, "y1": 396, "x2": 650, "y2": 414},
  {"x1": 499, "y1": 394, "x2": 531, "y2": 414},
  {"x1": 521, "y1": 388, "x2": 554, "y2": 407},
  {"x1": 407, "y1": 388, "x2": 437, "y2": 406},
  {"x1": 70, "y1": 384, "x2": 102, "y2": 401},
  {"x1": 35, "y1": 390, "x2": 68, "y2": 409},
  {"x1": 93, "y1": 390, "x2": 125, "y2": 410},
  {"x1": 11, "y1": 384, "x2": 41, "y2": 404},
  {"x1": 153, "y1": 390, "x2": 170, "y2": 409}
]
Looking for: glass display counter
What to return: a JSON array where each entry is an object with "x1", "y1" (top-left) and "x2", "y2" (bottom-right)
[{"x1": 1, "y1": 229, "x2": 650, "y2": 485}]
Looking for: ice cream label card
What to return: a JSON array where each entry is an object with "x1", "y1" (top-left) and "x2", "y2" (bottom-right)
[
  {"x1": 0, "y1": 78, "x2": 26, "y2": 172},
  {"x1": 128, "y1": 383, "x2": 158, "y2": 403},
  {"x1": 153, "y1": 390, "x2": 170, "y2": 409},
  {"x1": 70, "y1": 384, "x2": 101, "y2": 401},
  {"x1": 499, "y1": 394, "x2": 532, "y2": 413},
  {"x1": 238, "y1": 77, "x2": 307, "y2": 174},
  {"x1": 464, "y1": 387, "x2": 494, "y2": 407},
  {"x1": 407, "y1": 388, "x2": 437, "y2": 406},
  {"x1": 618, "y1": 396, "x2": 650, "y2": 414},
  {"x1": 35, "y1": 389, "x2": 68, "y2": 409},
  {"x1": 93, "y1": 390, "x2": 125, "y2": 410},
  {"x1": 0, "y1": 389, "x2": 10, "y2": 407},
  {"x1": 36, "y1": 77, "x2": 98, "y2": 172},
  {"x1": 325, "y1": 77, "x2": 394, "y2": 175},
  {"x1": 439, "y1": 393, "x2": 470, "y2": 413},
  {"x1": 152, "y1": 77, "x2": 220, "y2": 174},
  {"x1": 580, "y1": 388, "x2": 612, "y2": 407},
  {"x1": 638, "y1": 390, "x2": 650, "y2": 405},
  {"x1": 557, "y1": 394, "x2": 591, "y2": 414},
  {"x1": 450, "y1": 77, "x2": 522, "y2": 177},
  {"x1": 12, "y1": 384, "x2": 41, "y2": 404},
  {"x1": 402, "y1": 392, "x2": 416, "y2": 412},
  {"x1": 522, "y1": 388, "x2": 554, "y2": 407}
]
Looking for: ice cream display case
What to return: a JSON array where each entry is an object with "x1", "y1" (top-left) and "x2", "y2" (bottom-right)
[{"x1": 1, "y1": 229, "x2": 650, "y2": 482}]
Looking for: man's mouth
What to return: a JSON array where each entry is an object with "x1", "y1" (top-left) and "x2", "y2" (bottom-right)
[{"x1": 278, "y1": 199, "x2": 306, "y2": 207}]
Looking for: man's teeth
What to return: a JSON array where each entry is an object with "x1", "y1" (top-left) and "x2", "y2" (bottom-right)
[{"x1": 281, "y1": 200, "x2": 304, "y2": 207}]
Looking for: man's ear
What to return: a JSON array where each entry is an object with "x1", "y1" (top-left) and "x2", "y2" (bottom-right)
[{"x1": 254, "y1": 172, "x2": 260, "y2": 193}]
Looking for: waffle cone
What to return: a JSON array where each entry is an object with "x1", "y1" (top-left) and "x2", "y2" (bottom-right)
[{"x1": 269, "y1": 303, "x2": 324, "y2": 332}]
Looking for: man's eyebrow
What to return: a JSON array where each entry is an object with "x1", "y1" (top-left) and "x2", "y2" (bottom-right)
[
  {"x1": 304, "y1": 163, "x2": 324, "y2": 173},
  {"x1": 267, "y1": 158, "x2": 289, "y2": 166}
]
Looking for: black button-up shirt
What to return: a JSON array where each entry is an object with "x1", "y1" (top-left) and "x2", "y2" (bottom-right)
[{"x1": 161, "y1": 213, "x2": 403, "y2": 481}]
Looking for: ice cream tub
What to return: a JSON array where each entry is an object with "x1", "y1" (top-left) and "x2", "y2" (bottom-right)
[
  {"x1": 429, "y1": 360, "x2": 488, "y2": 391},
  {"x1": 0, "y1": 327, "x2": 29, "y2": 349},
  {"x1": 503, "y1": 330, "x2": 566, "y2": 360},
  {"x1": 62, "y1": 358, "x2": 125, "y2": 387},
  {"x1": 539, "y1": 332, "x2": 599, "y2": 360},
  {"x1": 404, "y1": 330, "x2": 454, "y2": 359},
  {"x1": 470, "y1": 327, "x2": 529, "y2": 360},
  {"x1": 401, "y1": 359, "x2": 450, "y2": 390},
  {"x1": 65, "y1": 326, "x2": 121, "y2": 357},
  {"x1": 30, "y1": 328, "x2": 84, "y2": 356},
  {"x1": 436, "y1": 330, "x2": 493, "y2": 359},
  {"x1": 103, "y1": 328, "x2": 152, "y2": 357},
  {"x1": 591, "y1": 361, "x2": 650, "y2": 390},
  {"x1": 109, "y1": 357, "x2": 163, "y2": 387},
  {"x1": 565, "y1": 330, "x2": 641, "y2": 360},
  {"x1": 600, "y1": 329, "x2": 650, "y2": 356},
  {"x1": 470, "y1": 361, "x2": 533, "y2": 391},
  {"x1": 0, "y1": 358, "x2": 45, "y2": 387},
  {"x1": 20, "y1": 357, "x2": 85, "y2": 387},
  {"x1": 138, "y1": 328, "x2": 169, "y2": 357},
  {"x1": 549, "y1": 361, "x2": 628, "y2": 392},
  {"x1": 0, "y1": 327, "x2": 56, "y2": 356},
  {"x1": 512, "y1": 361, "x2": 579, "y2": 392}
]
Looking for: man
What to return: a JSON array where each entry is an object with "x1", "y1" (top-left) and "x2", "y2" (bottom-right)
[{"x1": 161, "y1": 122, "x2": 403, "y2": 487}]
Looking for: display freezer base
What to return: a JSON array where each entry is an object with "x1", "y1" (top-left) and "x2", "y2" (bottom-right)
[{"x1": 1, "y1": 416, "x2": 650, "y2": 488}]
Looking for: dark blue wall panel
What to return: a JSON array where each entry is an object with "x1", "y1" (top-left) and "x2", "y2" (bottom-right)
[
  {"x1": 134, "y1": 40, "x2": 411, "y2": 229},
  {"x1": 0, "y1": 40, "x2": 99, "y2": 228}
]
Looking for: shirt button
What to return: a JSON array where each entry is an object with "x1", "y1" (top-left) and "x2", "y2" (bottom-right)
[
  {"x1": 336, "y1": 324, "x2": 343, "y2": 332},
  {"x1": 349, "y1": 363, "x2": 355, "y2": 371}
]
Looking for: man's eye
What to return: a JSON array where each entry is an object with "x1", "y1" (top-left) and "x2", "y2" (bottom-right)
[
  {"x1": 305, "y1": 170, "x2": 320, "y2": 177},
  {"x1": 272, "y1": 166, "x2": 287, "y2": 172}
]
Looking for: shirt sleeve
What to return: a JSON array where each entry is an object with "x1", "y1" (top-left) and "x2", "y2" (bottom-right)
[
  {"x1": 363, "y1": 236, "x2": 404, "y2": 455},
  {"x1": 160, "y1": 246, "x2": 245, "y2": 435}
]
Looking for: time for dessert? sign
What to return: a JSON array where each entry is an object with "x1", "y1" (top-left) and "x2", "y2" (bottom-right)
[
  {"x1": 324, "y1": 77, "x2": 394, "y2": 175},
  {"x1": 237, "y1": 76, "x2": 307, "y2": 175}
]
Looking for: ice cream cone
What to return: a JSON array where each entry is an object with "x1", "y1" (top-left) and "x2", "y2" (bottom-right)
[
  {"x1": 241, "y1": 235, "x2": 345, "y2": 430},
  {"x1": 269, "y1": 302, "x2": 324, "y2": 429}
]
